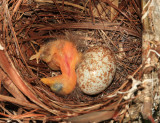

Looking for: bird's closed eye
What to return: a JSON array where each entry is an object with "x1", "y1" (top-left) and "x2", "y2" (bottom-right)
[{"x1": 50, "y1": 82, "x2": 63, "y2": 93}]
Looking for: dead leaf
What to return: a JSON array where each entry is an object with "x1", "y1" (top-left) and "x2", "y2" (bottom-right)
[{"x1": 67, "y1": 110, "x2": 115, "y2": 123}]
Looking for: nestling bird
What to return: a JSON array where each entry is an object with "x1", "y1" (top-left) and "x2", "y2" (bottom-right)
[{"x1": 30, "y1": 39, "x2": 82, "y2": 95}]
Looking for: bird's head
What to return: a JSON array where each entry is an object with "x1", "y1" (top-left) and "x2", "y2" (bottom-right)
[{"x1": 41, "y1": 75, "x2": 76, "y2": 95}]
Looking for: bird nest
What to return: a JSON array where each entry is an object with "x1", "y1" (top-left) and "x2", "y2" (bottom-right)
[{"x1": 0, "y1": 0, "x2": 160, "y2": 122}]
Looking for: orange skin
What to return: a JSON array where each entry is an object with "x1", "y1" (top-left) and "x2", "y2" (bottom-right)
[{"x1": 30, "y1": 40, "x2": 81, "y2": 95}]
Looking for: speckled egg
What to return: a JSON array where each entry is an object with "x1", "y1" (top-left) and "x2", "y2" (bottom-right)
[{"x1": 76, "y1": 46, "x2": 116, "y2": 95}]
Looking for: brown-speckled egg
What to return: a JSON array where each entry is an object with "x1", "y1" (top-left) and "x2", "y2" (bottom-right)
[{"x1": 76, "y1": 46, "x2": 116, "y2": 95}]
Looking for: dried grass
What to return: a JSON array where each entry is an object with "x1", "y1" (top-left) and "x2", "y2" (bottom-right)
[{"x1": 0, "y1": 0, "x2": 159, "y2": 122}]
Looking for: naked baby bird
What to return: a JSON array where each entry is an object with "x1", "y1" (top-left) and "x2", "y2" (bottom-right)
[{"x1": 30, "y1": 40, "x2": 81, "y2": 95}]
